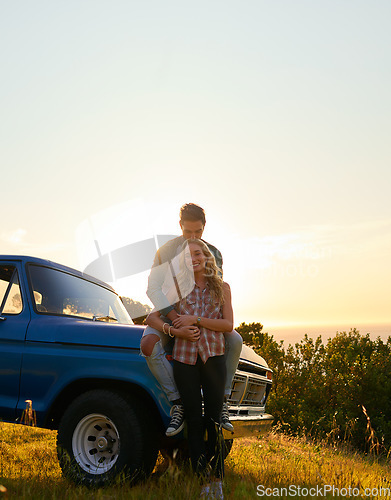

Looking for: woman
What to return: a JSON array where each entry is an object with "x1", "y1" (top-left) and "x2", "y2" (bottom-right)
[{"x1": 146, "y1": 238, "x2": 233, "y2": 498}]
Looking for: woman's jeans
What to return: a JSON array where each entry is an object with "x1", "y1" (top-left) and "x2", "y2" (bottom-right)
[
  {"x1": 173, "y1": 355, "x2": 226, "y2": 479},
  {"x1": 141, "y1": 326, "x2": 242, "y2": 401}
]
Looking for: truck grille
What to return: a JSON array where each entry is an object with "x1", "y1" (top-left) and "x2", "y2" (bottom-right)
[{"x1": 228, "y1": 371, "x2": 270, "y2": 407}]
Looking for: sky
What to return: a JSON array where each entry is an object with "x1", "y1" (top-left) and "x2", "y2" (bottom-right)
[{"x1": 1, "y1": 1, "x2": 390, "y2": 332}]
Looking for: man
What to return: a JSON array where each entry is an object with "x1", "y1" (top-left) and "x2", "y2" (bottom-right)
[{"x1": 141, "y1": 203, "x2": 243, "y2": 436}]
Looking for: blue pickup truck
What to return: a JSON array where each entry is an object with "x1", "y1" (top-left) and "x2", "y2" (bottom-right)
[{"x1": 0, "y1": 255, "x2": 273, "y2": 486}]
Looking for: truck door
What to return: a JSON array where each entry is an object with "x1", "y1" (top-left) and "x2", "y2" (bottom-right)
[{"x1": 0, "y1": 263, "x2": 31, "y2": 421}]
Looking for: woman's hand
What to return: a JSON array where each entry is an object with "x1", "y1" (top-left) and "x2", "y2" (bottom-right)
[
  {"x1": 174, "y1": 325, "x2": 200, "y2": 342},
  {"x1": 172, "y1": 314, "x2": 197, "y2": 328}
]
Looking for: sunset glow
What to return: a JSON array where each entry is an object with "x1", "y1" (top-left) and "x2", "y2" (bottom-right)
[{"x1": 1, "y1": 1, "x2": 390, "y2": 339}]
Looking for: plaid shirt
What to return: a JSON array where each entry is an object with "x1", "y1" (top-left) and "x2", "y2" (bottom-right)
[{"x1": 173, "y1": 284, "x2": 225, "y2": 365}]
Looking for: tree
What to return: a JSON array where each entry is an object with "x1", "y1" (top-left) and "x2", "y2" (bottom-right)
[{"x1": 121, "y1": 297, "x2": 151, "y2": 325}]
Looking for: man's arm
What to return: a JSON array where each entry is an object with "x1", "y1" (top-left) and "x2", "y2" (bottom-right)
[
  {"x1": 146, "y1": 238, "x2": 182, "y2": 318},
  {"x1": 146, "y1": 261, "x2": 177, "y2": 317},
  {"x1": 146, "y1": 310, "x2": 199, "y2": 340}
]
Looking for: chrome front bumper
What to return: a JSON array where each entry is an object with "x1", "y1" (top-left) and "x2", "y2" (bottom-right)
[{"x1": 222, "y1": 413, "x2": 274, "y2": 439}]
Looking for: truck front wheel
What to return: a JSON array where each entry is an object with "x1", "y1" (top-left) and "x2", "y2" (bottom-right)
[{"x1": 57, "y1": 389, "x2": 158, "y2": 487}]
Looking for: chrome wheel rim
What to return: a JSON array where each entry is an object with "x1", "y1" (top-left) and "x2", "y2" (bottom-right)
[{"x1": 72, "y1": 413, "x2": 120, "y2": 474}]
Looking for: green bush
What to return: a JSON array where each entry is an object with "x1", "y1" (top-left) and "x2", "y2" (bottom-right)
[{"x1": 235, "y1": 323, "x2": 391, "y2": 453}]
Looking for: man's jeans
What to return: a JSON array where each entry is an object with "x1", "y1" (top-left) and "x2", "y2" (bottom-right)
[{"x1": 141, "y1": 326, "x2": 243, "y2": 401}]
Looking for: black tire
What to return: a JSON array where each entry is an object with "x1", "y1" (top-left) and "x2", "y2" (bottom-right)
[{"x1": 57, "y1": 389, "x2": 158, "y2": 487}]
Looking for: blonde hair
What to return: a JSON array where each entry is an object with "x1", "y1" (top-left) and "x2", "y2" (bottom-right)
[{"x1": 179, "y1": 238, "x2": 225, "y2": 305}]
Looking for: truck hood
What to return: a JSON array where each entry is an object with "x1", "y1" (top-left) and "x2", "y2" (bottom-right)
[
  {"x1": 26, "y1": 316, "x2": 145, "y2": 350},
  {"x1": 240, "y1": 343, "x2": 269, "y2": 369},
  {"x1": 27, "y1": 316, "x2": 270, "y2": 366}
]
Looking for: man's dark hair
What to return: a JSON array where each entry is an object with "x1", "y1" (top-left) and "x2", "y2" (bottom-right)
[{"x1": 179, "y1": 203, "x2": 206, "y2": 225}]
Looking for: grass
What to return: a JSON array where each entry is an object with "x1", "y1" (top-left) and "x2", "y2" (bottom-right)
[{"x1": 1, "y1": 422, "x2": 391, "y2": 499}]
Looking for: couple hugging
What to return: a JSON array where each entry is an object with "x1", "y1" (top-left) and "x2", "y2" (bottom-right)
[{"x1": 140, "y1": 203, "x2": 242, "y2": 498}]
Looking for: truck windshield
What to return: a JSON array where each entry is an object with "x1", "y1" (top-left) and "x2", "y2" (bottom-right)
[{"x1": 28, "y1": 265, "x2": 132, "y2": 325}]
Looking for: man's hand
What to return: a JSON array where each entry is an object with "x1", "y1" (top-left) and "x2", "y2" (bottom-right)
[
  {"x1": 172, "y1": 314, "x2": 197, "y2": 328},
  {"x1": 174, "y1": 325, "x2": 200, "y2": 342}
]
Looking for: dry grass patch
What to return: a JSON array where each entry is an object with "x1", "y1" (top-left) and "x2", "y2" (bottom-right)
[
  {"x1": 225, "y1": 431, "x2": 391, "y2": 498},
  {"x1": 1, "y1": 422, "x2": 390, "y2": 499}
]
